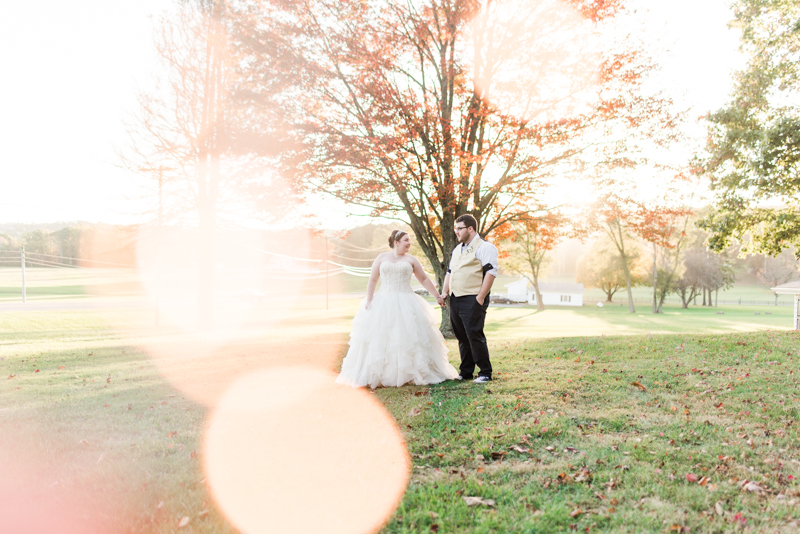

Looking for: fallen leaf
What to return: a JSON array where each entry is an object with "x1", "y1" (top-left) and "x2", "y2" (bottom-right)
[
  {"x1": 698, "y1": 476, "x2": 710, "y2": 486},
  {"x1": 462, "y1": 496, "x2": 495, "y2": 507},
  {"x1": 511, "y1": 446, "x2": 531, "y2": 454},
  {"x1": 557, "y1": 472, "x2": 575, "y2": 483},
  {"x1": 410, "y1": 408, "x2": 421, "y2": 416},
  {"x1": 742, "y1": 481, "x2": 765, "y2": 494},
  {"x1": 715, "y1": 502, "x2": 723, "y2": 516},
  {"x1": 630, "y1": 381, "x2": 646, "y2": 391},
  {"x1": 178, "y1": 516, "x2": 190, "y2": 528},
  {"x1": 7, "y1": 375, "x2": 16, "y2": 380},
  {"x1": 569, "y1": 508, "x2": 582, "y2": 518},
  {"x1": 490, "y1": 451, "x2": 507, "y2": 460},
  {"x1": 58, "y1": 366, "x2": 65, "y2": 370},
  {"x1": 686, "y1": 473, "x2": 698, "y2": 483},
  {"x1": 670, "y1": 406, "x2": 677, "y2": 412}
]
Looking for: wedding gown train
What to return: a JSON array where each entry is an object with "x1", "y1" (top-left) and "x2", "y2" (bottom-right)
[{"x1": 336, "y1": 261, "x2": 459, "y2": 388}]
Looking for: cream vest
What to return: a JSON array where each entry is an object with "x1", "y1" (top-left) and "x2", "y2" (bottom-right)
[{"x1": 450, "y1": 237, "x2": 485, "y2": 297}]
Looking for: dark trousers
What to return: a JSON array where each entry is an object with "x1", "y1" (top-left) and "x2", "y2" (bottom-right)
[{"x1": 449, "y1": 294, "x2": 492, "y2": 378}]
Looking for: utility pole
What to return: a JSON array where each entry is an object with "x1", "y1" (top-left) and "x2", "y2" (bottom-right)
[
  {"x1": 325, "y1": 237, "x2": 329, "y2": 311},
  {"x1": 139, "y1": 164, "x2": 172, "y2": 326},
  {"x1": 21, "y1": 247, "x2": 26, "y2": 304},
  {"x1": 156, "y1": 168, "x2": 163, "y2": 327}
]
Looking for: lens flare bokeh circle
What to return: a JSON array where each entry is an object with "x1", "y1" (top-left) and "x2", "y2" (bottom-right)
[{"x1": 203, "y1": 367, "x2": 410, "y2": 534}]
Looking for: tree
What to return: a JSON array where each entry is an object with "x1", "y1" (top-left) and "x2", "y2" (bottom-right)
[
  {"x1": 757, "y1": 249, "x2": 800, "y2": 304},
  {"x1": 676, "y1": 245, "x2": 736, "y2": 308},
  {"x1": 697, "y1": 0, "x2": 800, "y2": 256},
  {"x1": 641, "y1": 205, "x2": 693, "y2": 313},
  {"x1": 576, "y1": 234, "x2": 645, "y2": 303},
  {"x1": 235, "y1": 0, "x2": 681, "y2": 332},
  {"x1": 675, "y1": 248, "x2": 704, "y2": 308},
  {"x1": 22, "y1": 230, "x2": 57, "y2": 257},
  {"x1": 54, "y1": 227, "x2": 81, "y2": 265},
  {"x1": 503, "y1": 214, "x2": 564, "y2": 310},
  {"x1": 126, "y1": 0, "x2": 242, "y2": 329},
  {"x1": 586, "y1": 195, "x2": 686, "y2": 313}
]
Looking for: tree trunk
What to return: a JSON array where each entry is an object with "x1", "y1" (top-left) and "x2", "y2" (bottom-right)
[
  {"x1": 622, "y1": 263, "x2": 635, "y2": 313},
  {"x1": 533, "y1": 275, "x2": 545, "y2": 311},
  {"x1": 611, "y1": 221, "x2": 635, "y2": 313},
  {"x1": 430, "y1": 212, "x2": 457, "y2": 338},
  {"x1": 652, "y1": 243, "x2": 658, "y2": 313}
]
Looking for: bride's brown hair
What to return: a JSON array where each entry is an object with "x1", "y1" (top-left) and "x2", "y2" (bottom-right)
[{"x1": 388, "y1": 230, "x2": 408, "y2": 248}]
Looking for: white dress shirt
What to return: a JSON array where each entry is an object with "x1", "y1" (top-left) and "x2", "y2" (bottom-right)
[{"x1": 447, "y1": 234, "x2": 498, "y2": 278}]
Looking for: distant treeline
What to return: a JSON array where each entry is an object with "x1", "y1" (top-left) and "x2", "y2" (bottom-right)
[{"x1": 0, "y1": 224, "x2": 137, "y2": 267}]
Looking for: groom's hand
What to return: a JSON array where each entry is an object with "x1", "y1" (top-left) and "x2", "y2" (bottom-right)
[
  {"x1": 476, "y1": 295, "x2": 485, "y2": 305},
  {"x1": 436, "y1": 296, "x2": 447, "y2": 307}
]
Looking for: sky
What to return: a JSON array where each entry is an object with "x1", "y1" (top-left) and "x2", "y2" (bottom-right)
[{"x1": 0, "y1": 0, "x2": 745, "y2": 227}]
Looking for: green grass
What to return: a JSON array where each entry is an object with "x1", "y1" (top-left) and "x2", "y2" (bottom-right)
[
  {"x1": 484, "y1": 302, "x2": 794, "y2": 339},
  {"x1": 2, "y1": 301, "x2": 800, "y2": 532},
  {"x1": 0, "y1": 311, "x2": 229, "y2": 533},
  {"x1": 379, "y1": 330, "x2": 800, "y2": 533},
  {"x1": 542, "y1": 273, "x2": 796, "y2": 306}
]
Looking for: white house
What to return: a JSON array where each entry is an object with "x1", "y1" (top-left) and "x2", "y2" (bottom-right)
[
  {"x1": 772, "y1": 280, "x2": 800, "y2": 330},
  {"x1": 504, "y1": 277, "x2": 584, "y2": 306}
]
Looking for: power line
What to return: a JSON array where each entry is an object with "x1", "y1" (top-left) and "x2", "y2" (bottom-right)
[
  {"x1": 329, "y1": 238, "x2": 387, "y2": 252},
  {"x1": 23, "y1": 252, "x2": 136, "y2": 268}
]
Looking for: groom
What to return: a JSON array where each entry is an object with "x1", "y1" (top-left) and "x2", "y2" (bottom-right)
[{"x1": 438, "y1": 214, "x2": 498, "y2": 384}]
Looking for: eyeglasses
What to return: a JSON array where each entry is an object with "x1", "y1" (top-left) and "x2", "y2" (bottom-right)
[{"x1": 454, "y1": 226, "x2": 467, "y2": 231}]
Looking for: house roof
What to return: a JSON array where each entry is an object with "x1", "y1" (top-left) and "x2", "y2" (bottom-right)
[
  {"x1": 772, "y1": 280, "x2": 800, "y2": 295},
  {"x1": 504, "y1": 280, "x2": 584, "y2": 293},
  {"x1": 539, "y1": 282, "x2": 584, "y2": 293}
]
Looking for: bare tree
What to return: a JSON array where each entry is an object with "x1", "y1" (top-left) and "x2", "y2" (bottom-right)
[
  {"x1": 576, "y1": 234, "x2": 645, "y2": 303},
  {"x1": 125, "y1": 1, "x2": 239, "y2": 329},
  {"x1": 503, "y1": 215, "x2": 563, "y2": 311},
  {"x1": 757, "y1": 250, "x2": 800, "y2": 305}
]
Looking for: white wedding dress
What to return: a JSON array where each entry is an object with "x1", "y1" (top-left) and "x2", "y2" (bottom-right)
[{"x1": 336, "y1": 261, "x2": 459, "y2": 388}]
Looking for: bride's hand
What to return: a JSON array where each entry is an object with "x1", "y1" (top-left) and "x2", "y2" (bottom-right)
[{"x1": 365, "y1": 300, "x2": 372, "y2": 310}]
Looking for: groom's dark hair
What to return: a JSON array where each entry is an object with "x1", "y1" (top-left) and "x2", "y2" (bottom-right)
[{"x1": 456, "y1": 214, "x2": 477, "y2": 231}]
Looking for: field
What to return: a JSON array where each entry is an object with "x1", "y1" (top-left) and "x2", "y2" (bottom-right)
[
  {"x1": 2, "y1": 266, "x2": 793, "y2": 308},
  {"x1": 2, "y1": 271, "x2": 800, "y2": 532}
]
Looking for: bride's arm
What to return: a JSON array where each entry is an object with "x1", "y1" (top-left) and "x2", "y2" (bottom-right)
[
  {"x1": 411, "y1": 257, "x2": 442, "y2": 301},
  {"x1": 365, "y1": 255, "x2": 383, "y2": 309}
]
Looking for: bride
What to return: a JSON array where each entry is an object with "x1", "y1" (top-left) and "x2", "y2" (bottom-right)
[{"x1": 336, "y1": 230, "x2": 459, "y2": 388}]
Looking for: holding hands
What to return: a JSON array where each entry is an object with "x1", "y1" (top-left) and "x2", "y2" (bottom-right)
[{"x1": 436, "y1": 295, "x2": 447, "y2": 307}]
